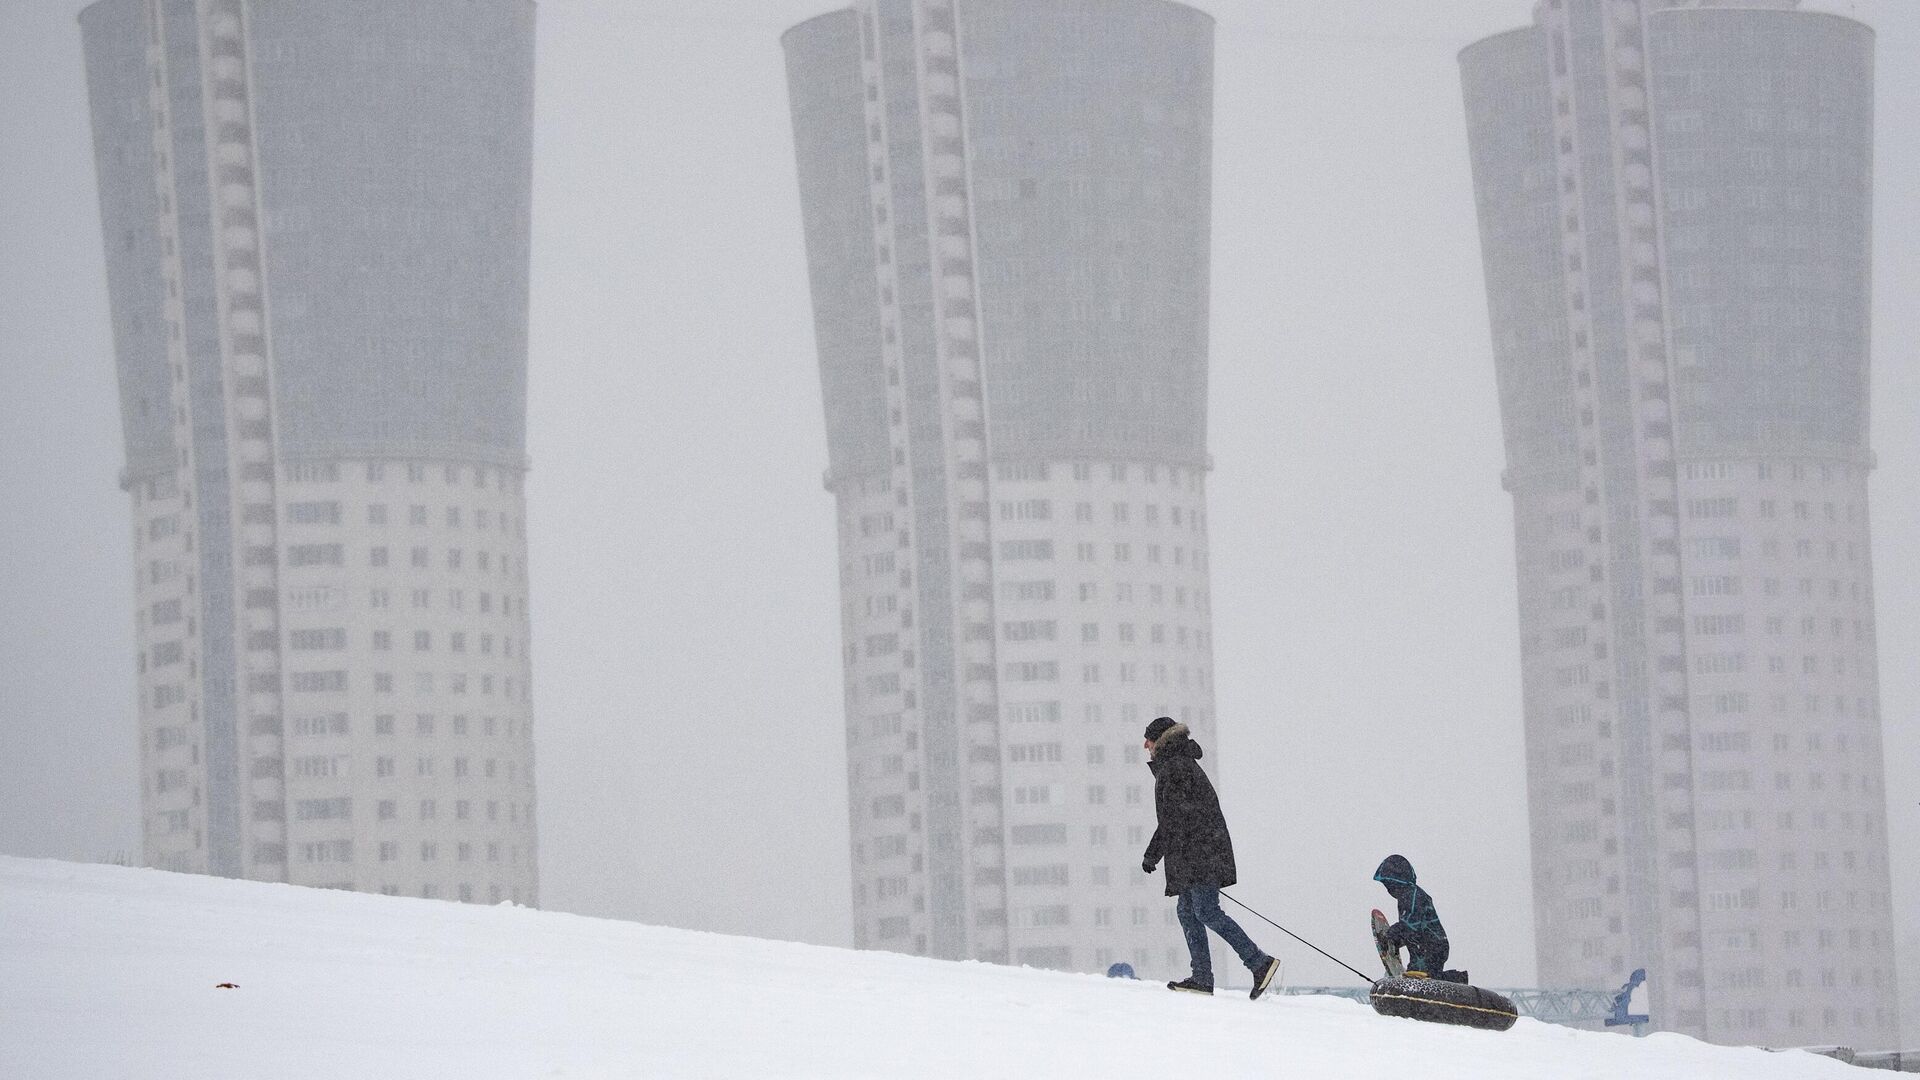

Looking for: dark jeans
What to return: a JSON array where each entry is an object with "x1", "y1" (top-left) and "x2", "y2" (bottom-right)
[{"x1": 1175, "y1": 886, "x2": 1270, "y2": 986}]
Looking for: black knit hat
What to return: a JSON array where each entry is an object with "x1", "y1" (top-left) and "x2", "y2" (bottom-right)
[{"x1": 1143, "y1": 716, "x2": 1178, "y2": 743}]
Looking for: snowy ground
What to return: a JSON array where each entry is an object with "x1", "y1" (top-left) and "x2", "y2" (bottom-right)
[{"x1": 0, "y1": 857, "x2": 1856, "y2": 1079}]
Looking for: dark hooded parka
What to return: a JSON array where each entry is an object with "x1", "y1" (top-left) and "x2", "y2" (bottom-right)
[
  {"x1": 1144, "y1": 722, "x2": 1237, "y2": 897},
  {"x1": 1374, "y1": 854, "x2": 1450, "y2": 969}
]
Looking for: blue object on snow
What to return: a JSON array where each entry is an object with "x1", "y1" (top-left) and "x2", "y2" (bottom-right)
[
  {"x1": 1106, "y1": 963, "x2": 1137, "y2": 980},
  {"x1": 1605, "y1": 968, "x2": 1650, "y2": 1035}
]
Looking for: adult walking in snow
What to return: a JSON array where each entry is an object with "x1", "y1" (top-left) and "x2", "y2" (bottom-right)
[{"x1": 1140, "y1": 716, "x2": 1282, "y2": 999}]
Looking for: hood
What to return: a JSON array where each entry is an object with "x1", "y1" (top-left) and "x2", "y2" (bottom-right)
[
  {"x1": 1147, "y1": 723, "x2": 1203, "y2": 765},
  {"x1": 1374, "y1": 854, "x2": 1416, "y2": 896}
]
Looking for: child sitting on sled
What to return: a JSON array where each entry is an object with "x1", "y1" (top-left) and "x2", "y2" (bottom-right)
[{"x1": 1373, "y1": 854, "x2": 1468, "y2": 984}]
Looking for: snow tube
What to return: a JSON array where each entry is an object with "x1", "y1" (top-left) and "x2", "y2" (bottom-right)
[{"x1": 1368, "y1": 977, "x2": 1518, "y2": 1032}]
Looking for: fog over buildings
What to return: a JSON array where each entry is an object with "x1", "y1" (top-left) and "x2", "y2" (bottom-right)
[
  {"x1": 786, "y1": 0, "x2": 1217, "y2": 976},
  {"x1": 3, "y1": 0, "x2": 1917, "y2": 1051},
  {"x1": 77, "y1": 0, "x2": 540, "y2": 903},
  {"x1": 1463, "y1": 0, "x2": 1894, "y2": 1048}
]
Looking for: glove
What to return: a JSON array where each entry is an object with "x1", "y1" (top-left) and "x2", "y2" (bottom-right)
[{"x1": 1142, "y1": 857, "x2": 1157, "y2": 874}]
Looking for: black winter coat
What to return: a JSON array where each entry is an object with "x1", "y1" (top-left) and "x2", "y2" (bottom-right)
[
  {"x1": 1374, "y1": 854, "x2": 1449, "y2": 951},
  {"x1": 1143, "y1": 725, "x2": 1237, "y2": 896}
]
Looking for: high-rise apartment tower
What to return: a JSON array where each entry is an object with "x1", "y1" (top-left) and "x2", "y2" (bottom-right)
[
  {"x1": 81, "y1": 0, "x2": 540, "y2": 904},
  {"x1": 784, "y1": 0, "x2": 1217, "y2": 975},
  {"x1": 1462, "y1": 0, "x2": 1896, "y2": 1047}
]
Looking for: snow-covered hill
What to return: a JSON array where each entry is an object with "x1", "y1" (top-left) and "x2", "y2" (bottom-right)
[{"x1": 0, "y1": 857, "x2": 1854, "y2": 1079}]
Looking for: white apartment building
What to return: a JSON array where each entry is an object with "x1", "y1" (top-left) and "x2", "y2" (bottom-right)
[
  {"x1": 84, "y1": 0, "x2": 540, "y2": 903},
  {"x1": 786, "y1": 0, "x2": 1219, "y2": 976},
  {"x1": 1463, "y1": 0, "x2": 1897, "y2": 1048}
]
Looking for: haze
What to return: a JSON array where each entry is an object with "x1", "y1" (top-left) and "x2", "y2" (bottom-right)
[{"x1": 1, "y1": 0, "x2": 1913, "y2": 1033}]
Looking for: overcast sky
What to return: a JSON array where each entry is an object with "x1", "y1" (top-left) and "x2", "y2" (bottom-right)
[{"x1": 2, "y1": 0, "x2": 1913, "y2": 1013}]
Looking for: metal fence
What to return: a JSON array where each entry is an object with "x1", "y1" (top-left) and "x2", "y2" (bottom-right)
[{"x1": 1280, "y1": 986, "x2": 1622, "y2": 1030}]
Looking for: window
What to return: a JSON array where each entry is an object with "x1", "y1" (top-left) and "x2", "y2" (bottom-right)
[
  {"x1": 1010, "y1": 823, "x2": 1068, "y2": 847},
  {"x1": 1012, "y1": 785, "x2": 1054, "y2": 806},
  {"x1": 291, "y1": 712, "x2": 348, "y2": 736},
  {"x1": 287, "y1": 544, "x2": 343, "y2": 567},
  {"x1": 1687, "y1": 498, "x2": 1738, "y2": 519},
  {"x1": 1004, "y1": 701, "x2": 1059, "y2": 724},
  {"x1": 998, "y1": 539, "x2": 1053, "y2": 561},
  {"x1": 289, "y1": 670, "x2": 347, "y2": 693},
  {"x1": 999, "y1": 580, "x2": 1055, "y2": 603},
  {"x1": 1006, "y1": 742, "x2": 1064, "y2": 765},
  {"x1": 286, "y1": 501, "x2": 341, "y2": 525},
  {"x1": 290, "y1": 755, "x2": 341, "y2": 779},
  {"x1": 997, "y1": 865, "x2": 1068, "y2": 892},
  {"x1": 1691, "y1": 576, "x2": 1742, "y2": 597},
  {"x1": 289, "y1": 628, "x2": 346, "y2": 651},
  {"x1": 294, "y1": 798, "x2": 351, "y2": 821},
  {"x1": 1694, "y1": 653, "x2": 1746, "y2": 675},
  {"x1": 298, "y1": 840, "x2": 352, "y2": 864},
  {"x1": 1003, "y1": 661, "x2": 1058, "y2": 683}
]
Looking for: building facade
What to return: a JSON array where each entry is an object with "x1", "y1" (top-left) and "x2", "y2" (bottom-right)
[
  {"x1": 784, "y1": 0, "x2": 1217, "y2": 976},
  {"x1": 81, "y1": 0, "x2": 540, "y2": 904},
  {"x1": 1462, "y1": 0, "x2": 1896, "y2": 1047}
]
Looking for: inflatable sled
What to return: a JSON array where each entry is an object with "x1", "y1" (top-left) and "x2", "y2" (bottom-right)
[{"x1": 1368, "y1": 976, "x2": 1518, "y2": 1032}]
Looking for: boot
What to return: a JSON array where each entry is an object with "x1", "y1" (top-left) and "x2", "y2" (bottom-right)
[{"x1": 1250, "y1": 956, "x2": 1282, "y2": 1000}]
